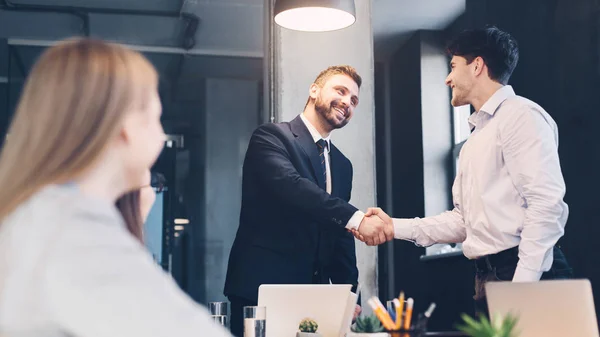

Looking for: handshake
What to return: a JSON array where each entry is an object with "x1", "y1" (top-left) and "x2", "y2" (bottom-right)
[{"x1": 350, "y1": 208, "x2": 394, "y2": 246}]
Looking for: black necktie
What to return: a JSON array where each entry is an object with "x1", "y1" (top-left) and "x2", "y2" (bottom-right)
[
  {"x1": 315, "y1": 139, "x2": 329, "y2": 278},
  {"x1": 316, "y1": 139, "x2": 328, "y2": 186}
]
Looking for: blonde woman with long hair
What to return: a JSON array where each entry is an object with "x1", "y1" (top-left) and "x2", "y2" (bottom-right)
[{"x1": 0, "y1": 39, "x2": 231, "y2": 337}]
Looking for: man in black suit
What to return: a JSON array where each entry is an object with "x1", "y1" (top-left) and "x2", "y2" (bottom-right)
[{"x1": 224, "y1": 65, "x2": 393, "y2": 336}]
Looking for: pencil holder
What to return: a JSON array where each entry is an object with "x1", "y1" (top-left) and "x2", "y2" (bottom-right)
[
  {"x1": 385, "y1": 328, "x2": 426, "y2": 337},
  {"x1": 385, "y1": 314, "x2": 428, "y2": 337}
]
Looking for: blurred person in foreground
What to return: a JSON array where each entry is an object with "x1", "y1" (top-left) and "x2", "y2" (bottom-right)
[{"x1": 0, "y1": 38, "x2": 231, "y2": 337}]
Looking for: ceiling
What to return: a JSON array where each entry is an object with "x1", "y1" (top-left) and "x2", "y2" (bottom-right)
[
  {"x1": 0, "y1": 0, "x2": 465, "y2": 79},
  {"x1": 0, "y1": 0, "x2": 264, "y2": 78},
  {"x1": 373, "y1": 0, "x2": 465, "y2": 59},
  {"x1": 0, "y1": 0, "x2": 465, "y2": 137}
]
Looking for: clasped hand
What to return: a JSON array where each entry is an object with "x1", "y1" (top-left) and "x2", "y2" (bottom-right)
[{"x1": 350, "y1": 207, "x2": 394, "y2": 246}]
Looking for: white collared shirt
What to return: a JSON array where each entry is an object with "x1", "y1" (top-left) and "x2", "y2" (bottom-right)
[
  {"x1": 300, "y1": 114, "x2": 364, "y2": 230},
  {"x1": 393, "y1": 86, "x2": 568, "y2": 282}
]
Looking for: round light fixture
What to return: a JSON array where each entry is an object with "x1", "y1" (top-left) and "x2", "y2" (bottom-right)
[{"x1": 274, "y1": 0, "x2": 356, "y2": 32}]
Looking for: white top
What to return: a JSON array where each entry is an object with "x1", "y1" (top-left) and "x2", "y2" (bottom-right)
[
  {"x1": 300, "y1": 113, "x2": 332, "y2": 194},
  {"x1": 0, "y1": 185, "x2": 231, "y2": 337},
  {"x1": 300, "y1": 113, "x2": 364, "y2": 230},
  {"x1": 394, "y1": 86, "x2": 568, "y2": 282}
]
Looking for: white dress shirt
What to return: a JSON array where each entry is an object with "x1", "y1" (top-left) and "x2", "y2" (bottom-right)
[
  {"x1": 300, "y1": 114, "x2": 364, "y2": 230},
  {"x1": 393, "y1": 86, "x2": 568, "y2": 282},
  {"x1": 0, "y1": 185, "x2": 231, "y2": 337}
]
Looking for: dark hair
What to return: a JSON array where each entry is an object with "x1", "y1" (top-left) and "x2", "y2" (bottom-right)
[
  {"x1": 446, "y1": 26, "x2": 519, "y2": 85},
  {"x1": 304, "y1": 65, "x2": 362, "y2": 108}
]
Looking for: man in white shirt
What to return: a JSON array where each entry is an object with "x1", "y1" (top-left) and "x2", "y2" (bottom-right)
[{"x1": 360, "y1": 26, "x2": 573, "y2": 314}]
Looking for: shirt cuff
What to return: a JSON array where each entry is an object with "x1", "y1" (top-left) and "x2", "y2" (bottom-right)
[
  {"x1": 345, "y1": 211, "x2": 364, "y2": 230},
  {"x1": 393, "y1": 218, "x2": 414, "y2": 240},
  {"x1": 512, "y1": 265, "x2": 543, "y2": 282}
]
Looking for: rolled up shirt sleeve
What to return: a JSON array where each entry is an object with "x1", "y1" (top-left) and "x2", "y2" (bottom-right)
[{"x1": 393, "y1": 207, "x2": 466, "y2": 246}]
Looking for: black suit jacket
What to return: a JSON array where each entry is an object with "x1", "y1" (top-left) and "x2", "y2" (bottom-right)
[{"x1": 224, "y1": 115, "x2": 359, "y2": 302}]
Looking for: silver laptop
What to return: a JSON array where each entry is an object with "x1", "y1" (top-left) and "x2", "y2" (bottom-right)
[
  {"x1": 257, "y1": 284, "x2": 354, "y2": 337},
  {"x1": 486, "y1": 279, "x2": 599, "y2": 337}
]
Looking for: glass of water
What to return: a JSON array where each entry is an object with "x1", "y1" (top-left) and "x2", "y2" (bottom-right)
[
  {"x1": 243, "y1": 306, "x2": 266, "y2": 337},
  {"x1": 208, "y1": 301, "x2": 229, "y2": 316},
  {"x1": 208, "y1": 301, "x2": 229, "y2": 328},
  {"x1": 210, "y1": 314, "x2": 228, "y2": 327}
]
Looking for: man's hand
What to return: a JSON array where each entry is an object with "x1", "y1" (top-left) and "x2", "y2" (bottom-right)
[
  {"x1": 351, "y1": 207, "x2": 394, "y2": 245},
  {"x1": 366, "y1": 207, "x2": 392, "y2": 227},
  {"x1": 354, "y1": 208, "x2": 394, "y2": 245}
]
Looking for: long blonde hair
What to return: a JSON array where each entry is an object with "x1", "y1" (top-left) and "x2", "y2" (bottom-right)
[{"x1": 0, "y1": 38, "x2": 158, "y2": 223}]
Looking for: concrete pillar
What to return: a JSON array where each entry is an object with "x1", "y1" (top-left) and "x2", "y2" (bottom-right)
[
  {"x1": 204, "y1": 79, "x2": 261, "y2": 302},
  {"x1": 267, "y1": 0, "x2": 378, "y2": 309}
]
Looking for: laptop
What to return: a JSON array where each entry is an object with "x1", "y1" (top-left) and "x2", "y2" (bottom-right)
[
  {"x1": 257, "y1": 284, "x2": 355, "y2": 337},
  {"x1": 486, "y1": 279, "x2": 599, "y2": 337}
]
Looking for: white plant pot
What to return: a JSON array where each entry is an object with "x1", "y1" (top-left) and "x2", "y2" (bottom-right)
[
  {"x1": 296, "y1": 332, "x2": 321, "y2": 337},
  {"x1": 346, "y1": 333, "x2": 390, "y2": 337}
]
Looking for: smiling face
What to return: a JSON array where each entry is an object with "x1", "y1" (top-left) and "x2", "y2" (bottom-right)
[
  {"x1": 310, "y1": 74, "x2": 360, "y2": 132},
  {"x1": 445, "y1": 55, "x2": 477, "y2": 107}
]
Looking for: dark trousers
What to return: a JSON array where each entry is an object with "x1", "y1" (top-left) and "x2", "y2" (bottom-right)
[
  {"x1": 473, "y1": 245, "x2": 573, "y2": 316},
  {"x1": 228, "y1": 295, "x2": 257, "y2": 337}
]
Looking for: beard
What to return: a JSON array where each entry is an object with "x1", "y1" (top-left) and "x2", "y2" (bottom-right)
[
  {"x1": 451, "y1": 93, "x2": 466, "y2": 107},
  {"x1": 314, "y1": 95, "x2": 350, "y2": 131},
  {"x1": 450, "y1": 83, "x2": 471, "y2": 107}
]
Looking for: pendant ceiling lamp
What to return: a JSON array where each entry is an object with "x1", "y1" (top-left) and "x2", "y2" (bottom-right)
[{"x1": 274, "y1": 0, "x2": 356, "y2": 32}]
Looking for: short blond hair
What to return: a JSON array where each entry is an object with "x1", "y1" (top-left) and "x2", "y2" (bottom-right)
[{"x1": 305, "y1": 65, "x2": 362, "y2": 108}]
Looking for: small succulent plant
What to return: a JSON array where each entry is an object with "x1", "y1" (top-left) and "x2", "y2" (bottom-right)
[
  {"x1": 456, "y1": 312, "x2": 519, "y2": 337},
  {"x1": 299, "y1": 318, "x2": 319, "y2": 333},
  {"x1": 351, "y1": 314, "x2": 385, "y2": 333}
]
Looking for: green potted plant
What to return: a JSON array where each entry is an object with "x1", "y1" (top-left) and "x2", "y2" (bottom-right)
[
  {"x1": 347, "y1": 314, "x2": 389, "y2": 337},
  {"x1": 456, "y1": 313, "x2": 519, "y2": 337},
  {"x1": 297, "y1": 318, "x2": 321, "y2": 337}
]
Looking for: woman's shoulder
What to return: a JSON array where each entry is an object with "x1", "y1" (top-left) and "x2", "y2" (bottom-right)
[{"x1": 3, "y1": 185, "x2": 123, "y2": 236}]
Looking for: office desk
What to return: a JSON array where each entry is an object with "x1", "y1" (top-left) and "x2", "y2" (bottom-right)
[{"x1": 387, "y1": 332, "x2": 468, "y2": 337}]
